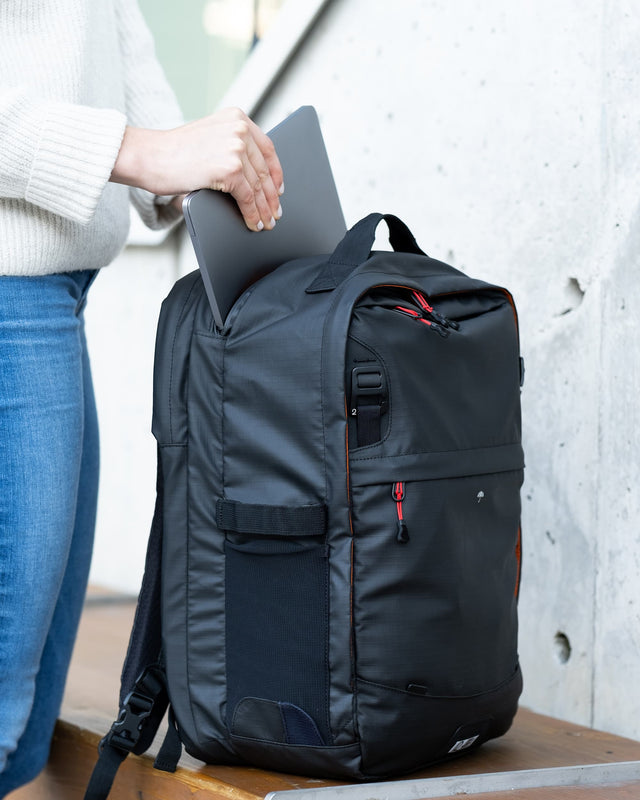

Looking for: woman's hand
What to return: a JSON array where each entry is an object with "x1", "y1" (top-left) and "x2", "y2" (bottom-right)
[{"x1": 111, "y1": 107, "x2": 284, "y2": 232}]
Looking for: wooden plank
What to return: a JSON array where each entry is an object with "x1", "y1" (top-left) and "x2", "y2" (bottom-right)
[
  {"x1": 8, "y1": 718, "x2": 344, "y2": 800},
  {"x1": 8, "y1": 596, "x2": 640, "y2": 799}
]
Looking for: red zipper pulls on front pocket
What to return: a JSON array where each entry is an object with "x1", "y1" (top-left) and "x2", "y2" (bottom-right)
[
  {"x1": 392, "y1": 482, "x2": 410, "y2": 543},
  {"x1": 410, "y1": 290, "x2": 460, "y2": 331},
  {"x1": 394, "y1": 305, "x2": 449, "y2": 338}
]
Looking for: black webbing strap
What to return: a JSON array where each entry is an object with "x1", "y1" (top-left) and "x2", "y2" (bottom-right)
[
  {"x1": 83, "y1": 744, "x2": 128, "y2": 800},
  {"x1": 84, "y1": 666, "x2": 168, "y2": 800},
  {"x1": 356, "y1": 401, "x2": 383, "y2": 447},
  {"x1": 349, "y1": 364, "x2": 386, "y2": 447},
  {"x1": 153, "y1": 708, "x2": 183, "y2": 773},
  {"x1": 216, "y1": 499, "x2": 327, "y2": 537},
  {"x1": 83, "y1": 449, "x2": 169, "y2": 800}
]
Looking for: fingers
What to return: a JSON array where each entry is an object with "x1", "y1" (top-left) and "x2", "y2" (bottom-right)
[
  {"x1": 247, "y1": 118, "x2": 284, "y2": 201},
  {"x1": 231, "y1": 138, "x2": 281, "y2": 232},
  {"x1": 217, "y1": 109, "x2": 284, "y2": 233},
  {"x1": 118, "y1": 109, "x2": 286, "y2": 233}
]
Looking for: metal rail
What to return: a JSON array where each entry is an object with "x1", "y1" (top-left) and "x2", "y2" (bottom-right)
[{"x1": 264, "y1": 760, "x2": 640, "y2": 799}]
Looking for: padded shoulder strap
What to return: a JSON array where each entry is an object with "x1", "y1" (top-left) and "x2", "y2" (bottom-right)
[
  {"x1": 119, "y1": 449, "x2": 165, "y2": 703},
  {"x1": 84, "y1": 449, "x2": 169, "y2": 800}
]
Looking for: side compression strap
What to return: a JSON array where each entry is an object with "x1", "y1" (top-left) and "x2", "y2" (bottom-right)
[{"x1": 217, "y1": 499, "x2": 327, "y2": 537}]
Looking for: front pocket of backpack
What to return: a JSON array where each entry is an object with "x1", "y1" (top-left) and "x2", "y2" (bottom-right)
[
  {"x1": 220, "y1": 499, "x2": 331, "y2": 745},
  {"x1": 350, "y1": 463, "x2": 522, "y2": 696}
]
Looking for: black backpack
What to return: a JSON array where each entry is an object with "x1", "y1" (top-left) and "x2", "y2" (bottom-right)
[{"x1": 85, "y1": 213, "x2": 524, "y2": 798}]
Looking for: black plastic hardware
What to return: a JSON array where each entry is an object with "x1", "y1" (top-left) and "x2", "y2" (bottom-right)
[
  {"x1": 350, "y1": 366, "x2": 385, "y2": 417},
  {"x1": 103, "y1": 692, "x2": 153, "y2": 752},
  {"x1": 409, "y1": 290, "x2": 459, "y2": 331},
  {"x1": 429, "y1": 320, "x2": 450, "y2": 338},
  {"x1": 396, "y1": 519, "x2": 410, "y2": 544},
  {"x1": 101, "y1": 666, "x2": 165, "y2": 754}
]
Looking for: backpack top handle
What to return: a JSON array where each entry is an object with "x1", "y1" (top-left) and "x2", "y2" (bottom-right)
[{"x1": 306, "y1": 213, "x2": 426, "y2": 293}]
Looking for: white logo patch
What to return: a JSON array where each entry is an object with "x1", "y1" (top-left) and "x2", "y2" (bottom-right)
[{"x1": 448, "y1": 734, "x2": 480, "y2": 753}]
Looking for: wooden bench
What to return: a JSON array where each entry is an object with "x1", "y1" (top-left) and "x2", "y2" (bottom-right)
[{"x1": 8, "y1": 593, "x2": 640, "y2": 799}]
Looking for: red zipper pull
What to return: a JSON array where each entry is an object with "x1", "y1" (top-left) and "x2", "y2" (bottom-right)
[
  {"x1": 394, "y1": 305, "x2": 421, "y2": 317},
  {"x1": 411, "y1": 290, "x2": 460, "y2": 331},
  {"x1": 395, "y1": 305, "x2": 449, "y2": 337},
  {"x1": 392, "y1": 482, "x2": 409, "y2": 543},
  {"x1": 411, "y1": 290, "x2": 434, "y2": 314}
]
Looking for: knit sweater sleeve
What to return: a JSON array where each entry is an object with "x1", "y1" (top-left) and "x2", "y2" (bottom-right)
[
  {"x1": 0, "y1": 86, "x2": 127, "y2": 226},
  {"x1": 115, "y1": 0, "x2": 186, "y2": 230}
]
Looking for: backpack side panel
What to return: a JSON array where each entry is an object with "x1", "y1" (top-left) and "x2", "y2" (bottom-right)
[
  {"x1": 153, "y1": 272, "x2": 240, "y2": 762},
  {"x1": 218, "y1": 257, "x2": 358, "y2": 762}
]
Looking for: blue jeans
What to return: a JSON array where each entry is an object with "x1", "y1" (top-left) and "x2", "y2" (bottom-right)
[{"x1": 0, "y1": 271, "x2": 99, "y2": 796}]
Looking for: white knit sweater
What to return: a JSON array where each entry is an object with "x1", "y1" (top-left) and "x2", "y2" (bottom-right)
[{"x1": 0, "y1": 0, "x2": 184, "y2": 275}]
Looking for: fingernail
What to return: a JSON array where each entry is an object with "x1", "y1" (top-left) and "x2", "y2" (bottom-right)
[
  {"x1": 278, "y1": 183, "x2": 284, "y2": 195},
  {"x1": 257, "y1": 220, "x2": 264, "y2": 231},
  {"x1": 268, "y1": 217, "x2": 276, "y2": 229},
  {"x1": 275, "y1": 204, "x2": 283, "y2": 220}
]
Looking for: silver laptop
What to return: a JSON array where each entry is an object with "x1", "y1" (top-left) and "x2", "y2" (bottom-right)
[{"x1": 182, "y1": 106, "x2": 347, "y2": 329}]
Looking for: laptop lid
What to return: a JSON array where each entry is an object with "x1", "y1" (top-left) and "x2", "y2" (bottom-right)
[{"x1": 182, "y1": 105, "x2": 347, "y2": 329}]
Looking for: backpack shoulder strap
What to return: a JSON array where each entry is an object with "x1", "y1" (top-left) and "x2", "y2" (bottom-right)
[
  {"x1": 119, "y1": 449, "x2": 165, "y2": 705},
  {"x1": 84, "y1": 449, "x2": 173, "y2": 800}
]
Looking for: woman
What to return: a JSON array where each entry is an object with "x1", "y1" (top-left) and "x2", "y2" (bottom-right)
[{"x1": 0, "y1": 1, "x2": 283, "y2": 795}]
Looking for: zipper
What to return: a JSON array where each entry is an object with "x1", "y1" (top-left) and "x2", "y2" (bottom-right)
[
  {"x1": 410, "y1": 290, "x2": 460, "y2": 331},
  {"x1": 392, "y1": 482, "x2": 410, "y2": 543},
  {"x1": 390, "y1": 288, "x2": 459, "y2": 338},
  {"x1": 394, "y1": 305, "x2": 450, "y2": 338}
]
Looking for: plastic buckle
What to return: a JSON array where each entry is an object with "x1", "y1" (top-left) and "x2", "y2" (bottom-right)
[
  {"x1": 350, "y1": 366, "x2": 386, "y2": 417},
  {"x1": 102, "y1": 690, "x2": 153, "y2": 753}
]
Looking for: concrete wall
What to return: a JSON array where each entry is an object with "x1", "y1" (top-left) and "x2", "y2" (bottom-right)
[{"x1": 87, "y1": 0, "x2": 640, "y2": 740}]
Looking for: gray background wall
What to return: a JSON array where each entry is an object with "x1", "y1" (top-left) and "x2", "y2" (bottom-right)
[{"x1": 87, "y1": 0, "x2": 640, "y2": 741}]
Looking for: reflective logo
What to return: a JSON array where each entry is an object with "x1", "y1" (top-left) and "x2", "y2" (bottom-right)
[{"x1": 448, "y1": 734, "x2": 480, "y2": 753}]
